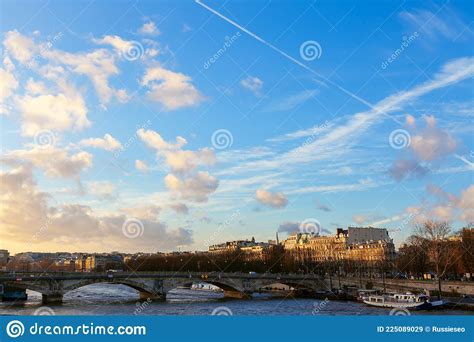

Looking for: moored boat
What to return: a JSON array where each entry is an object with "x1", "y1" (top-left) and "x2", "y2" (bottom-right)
[{"x1": 363, "y1": 292, "x2": 444, "y2": 310}]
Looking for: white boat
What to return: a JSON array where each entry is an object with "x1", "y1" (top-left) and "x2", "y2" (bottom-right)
[
  {"x1": 363, "y1": 292, "x2": 444, "y2": 310},
  {"x1": 190, "y1": 283, "x2": 222, "y2": 292},
  {"x1": 357, "y1": 289, "x2": 382, "y2": 302}
]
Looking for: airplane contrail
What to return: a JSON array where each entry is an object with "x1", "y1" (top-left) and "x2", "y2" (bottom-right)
[
  {"x1": 454, "y1": 154, "x2": 474, "y2": 168},
  {"x1": 195, "y1": 0, "x2": 377, "y2": 111}
]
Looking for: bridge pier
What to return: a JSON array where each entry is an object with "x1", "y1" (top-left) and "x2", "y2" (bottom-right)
[
  {"x1": 42, "y1": 293, "x2": 63, "y2": 304},
  {"x1": 139, "y1": 291, "x2": 166, "y2": 301},
  {"x1": 223, "y1": 290, "x2": 252, "y2": 299}
]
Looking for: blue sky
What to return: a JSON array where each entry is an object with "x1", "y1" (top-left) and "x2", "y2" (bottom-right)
[{"x1": 1, "y1": 0, "x2": 473, "y2": 253}]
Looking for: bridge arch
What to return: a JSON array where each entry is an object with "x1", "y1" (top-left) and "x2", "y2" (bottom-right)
[
  {"x1": 64, "y1": 279, "x2": 154, "y2": 294},
  {"x1": 258, "y1": 279, "x2": 323, "y2": 292},
  {"x1": 166, "y1": 278, "x2": 243, "y2": 293},
  {"x1": 8, "y1": 277, "x2": 161, "y2": 303}
]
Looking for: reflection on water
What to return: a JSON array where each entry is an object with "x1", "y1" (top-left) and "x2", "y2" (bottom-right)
[{"x1": 0, "y1": 283, "x2": 470, "y2": 316}]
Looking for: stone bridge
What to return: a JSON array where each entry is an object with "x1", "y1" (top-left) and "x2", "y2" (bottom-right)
[{"x1": 0, "y1": 272, "x2": 328, "y2": 303}]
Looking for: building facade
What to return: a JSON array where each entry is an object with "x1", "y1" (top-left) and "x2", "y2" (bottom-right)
[
  {"x1": 82, "y1": 254, "x2": 123, "y2": 272},
  {"x1": 0, "y1": 250, "x2": 9, "y2": 270},
  {"x1": 283, "y1": 227, "x2": 395, "y2": 265},
  {"x1": 209, "y1": 237, "x2": 273, "y2": 260}
]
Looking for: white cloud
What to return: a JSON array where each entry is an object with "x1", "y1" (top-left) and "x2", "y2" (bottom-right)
[
  {"x1": 80, "y1": 133, "x2": 122, "y2": 151},
  {"x1": 165, "y1": 172, "x2": 219, "y2": 203},
  {"x1": 3, "y1": 146, "x2": 92, "y2": 179},
  {"x1": 89, "y1": 181, "x2": 117, "y2": 199},
  {"x1": 93, "y1": 35, "x2": 156, "y2": 62},
  {"x1": 278, "y1": 221, "x2": 300, "y2": 233},
  {"x1": 135, "y1": 159, "x2": 149, "y2": 173},
  {"x1": 139, "y1": 21, "x2": 160, "y2": 35},
  {"x1": 138, "y1": 128, "x2": 219, "y2": 201},
  {"x1": 3, "y1": 30, "x2": 36, "y2": 64},
  {"x1": 240, "y1": 76, "x2": 263, "y2": 96},
  {"x1": 0, "y1": 61, "x2": 18, "y2": 114},
  {"x1": 389, "y1": 159, "x2": 428, "y2": 182},
  {"x1": 43, "y1": 46, "x2": 124, "y2": 105},
  {"x1": 255, "y1": 189, "x2": 288, "y2": 208},
  {"x1": 0, "y1": 165, "x2": 192, "y2": 252},
  {"x1": 137, "y1": 128, "x2": 215, "y2": 174},
  {"x1": 405, "y1": 184, "x2": 474, "y2": 224},
  {"x1": 25, "y1": 78, "x2": 47, "y2": 94},
  {"x1": 316, "y1": 201, "x2": 331, "y2": 212},
  {"x1": 3, "y1": 30, "x2": 126, "y2": 106},
  {"x1": 353, "y1": 214, "x2": 367, "y2": 225},
  {"x1": 122, "y1": 205, "x2": 161, "y2": 220},
  {"x1": 431, "y1": 205, "x2": 454, "y2": 222},
  {"x1": 141, "y1": 65, "x2": 203, "y2": 110},
  {"x1": 390, "y1": 115, "x2": 458, "y2": 181},
  {"x1": 410, "y1": 115, "x2": 457, "y2": 161},
  {"x1": 164, "y1": 149, "x2": 215, "y2": 174},
  {"x1": 0, "y1": 166, "x2": 53, "y2": 247},
  {"x1": 38, "y1": 65, "x2": 65, "y2": 80},
  {"x1": 16, "y1": 86, "x2": 89, "y2": 136},
  {"x1": 93, "y1": 35, "x2": 136, "y2": 54},
  {"x1": 137, "y1": 128, "x2": 187, "y2": 151},
  {"x1": 406, "y1": 114, "x2": 416, "y2": 127},
  {"x1": 169, "y1": 203, "x2": 189, "y2": 215},
  {"x1": 459, "y1": 185, "x2": 474, "y2": 222}
]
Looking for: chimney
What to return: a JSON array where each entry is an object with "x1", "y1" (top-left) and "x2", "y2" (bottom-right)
[{"x1": 276, "y1": 232, "x2": 280, "y2": 245}]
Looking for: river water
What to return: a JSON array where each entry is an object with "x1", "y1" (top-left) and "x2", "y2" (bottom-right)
[{"x1": 0, "y1": 284, "x2": 471, "y2": 316}]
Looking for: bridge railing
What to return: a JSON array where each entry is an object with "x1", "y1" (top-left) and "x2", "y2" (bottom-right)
[{"x1": 0, "y1": 271, "x2": 324, "y2": 281}]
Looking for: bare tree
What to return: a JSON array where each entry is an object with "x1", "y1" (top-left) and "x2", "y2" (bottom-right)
[{"x1": 414, "y1": 220, "x2": 456, "y2": 299}]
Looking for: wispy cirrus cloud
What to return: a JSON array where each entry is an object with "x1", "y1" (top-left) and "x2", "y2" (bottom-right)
[
  {"x1": 221, "y1": 57, "x2": 474, "y2": 177},
  {"x1": 264, "y1": 89, "x2": 318, "y2": 112},
  {"x1": 400, "y1": 7, "x2": 472, "y2": 41}
]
